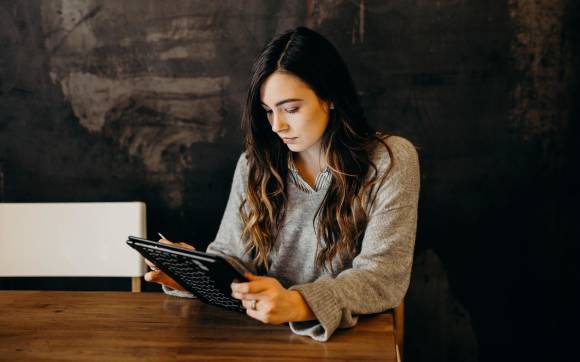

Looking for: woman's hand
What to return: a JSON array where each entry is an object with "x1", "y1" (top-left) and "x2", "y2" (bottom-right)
[
  {"x1": 230, "y1": 273, "x2": 315, "y2": 324},
  {"x1": 144, "y1": 239, "x2": 195, "y2": 291}
]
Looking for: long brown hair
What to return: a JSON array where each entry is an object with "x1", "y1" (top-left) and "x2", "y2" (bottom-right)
[{"x1": 240, "y1": 26, "x2": 393, "y2": 273}]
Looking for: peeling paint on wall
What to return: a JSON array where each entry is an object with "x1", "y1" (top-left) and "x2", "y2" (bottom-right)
[
  {"x1": 38, "y1": 1, "x2": 236, "y2": 208},
  {"x1": 509, "y1": 0, "x2": 568, "y2": 140},
  {"x1": 56, "y1": 72, "x2": 229, "y2": 132},
  {"x1": 306, "y1": 0, "x2": 343, "y2": 29}
]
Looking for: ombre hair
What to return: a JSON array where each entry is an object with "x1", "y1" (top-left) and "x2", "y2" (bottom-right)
[{"x1": 240, "y1": 26, "x2": 392, "y2": 273}]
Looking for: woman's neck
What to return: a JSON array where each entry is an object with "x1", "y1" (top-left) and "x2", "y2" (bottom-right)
[{"x1": 293, "y1": 145, "x2": 327, "y2": 187}]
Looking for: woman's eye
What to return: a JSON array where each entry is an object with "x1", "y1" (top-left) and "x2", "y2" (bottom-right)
[{"x1": 285, "y1": 107, "x2": 299, "y2": 113}]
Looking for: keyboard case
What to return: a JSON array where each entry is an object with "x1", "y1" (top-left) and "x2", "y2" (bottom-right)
[{"x1": 127, "y1": 236, "x2": 249, "y2": 313}]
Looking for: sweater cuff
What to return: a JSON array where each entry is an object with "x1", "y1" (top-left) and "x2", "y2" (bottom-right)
[
  {"x1": 162, "y1": 284, "x2": 196, "y2": 299},
  {"x1": 288, "y1": 281, "x2": 342, "y2": 342}
]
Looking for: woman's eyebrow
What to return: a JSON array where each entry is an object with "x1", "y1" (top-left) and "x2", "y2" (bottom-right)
[{"x1": 260, "y1": 98, "x2": 303, "y2": 108}]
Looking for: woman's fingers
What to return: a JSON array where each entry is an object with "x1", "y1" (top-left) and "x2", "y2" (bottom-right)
[
  {"x1": 158, "y1": 238, "x2": 196, "y2": 250},
  {"x1": 144, "y1": 258, "x2": 158, "y2": 270},
  {"x1": 177, "y1": 242, "x2": 195, "y2": 250},
  {"x1": 231, "y1": 291, "x2": 262, "y2": 301},
  {"x1": 144, "y1": 270, "x2": 187, "y2": 291},
  {"x1": 231, "y1": 278, "x2": 268, "y2": 295},
  {"x1": 241, "y1": 298, "x2": 258, "y2": 310},
  {"x1": 144, "y1": 269, "x2": 158, "y2": 282},
  {"x1": 142, "y1": 238, "x2": 194, "y2": 291}
]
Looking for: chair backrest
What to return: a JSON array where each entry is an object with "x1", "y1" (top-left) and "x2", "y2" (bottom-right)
[
  {"x1": 394, "y1": 302, "x2": 405, "y2": 361},
  {"x1": 0, "y1": 202, "x2": 146, "y2": 279}
]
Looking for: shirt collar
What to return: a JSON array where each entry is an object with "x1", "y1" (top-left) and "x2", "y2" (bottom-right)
[
  {"x1": 287, "y1": 153, "x2": 330, "y2": 173},
  {"x1": 287, "y1": 153, "x2": 331, "y2": 192}
]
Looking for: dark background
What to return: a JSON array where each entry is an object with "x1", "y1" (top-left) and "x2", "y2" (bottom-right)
[{"x1": 0, "y1": 1, "x2": 578, "y2": 361}]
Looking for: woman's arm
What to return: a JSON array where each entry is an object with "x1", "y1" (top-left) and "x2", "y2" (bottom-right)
[
  {"x1": 159, "y1": 153, "x2": 252, "y2": 297},
  {"x1": 205, "y1": 153, "x2": 254, "y2": 268},
  {"x1": 288, "y1": 136, "x2": 421, "y2": 341}
]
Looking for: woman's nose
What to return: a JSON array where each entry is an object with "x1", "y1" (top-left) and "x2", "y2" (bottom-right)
[{"x1": 271, "y1": 113, "x2": 288, "y2": 133}]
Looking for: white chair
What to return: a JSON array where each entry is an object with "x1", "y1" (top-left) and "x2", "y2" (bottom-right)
[{"x1": 0, "y1": 202, "x2": 147, "y2": 292}]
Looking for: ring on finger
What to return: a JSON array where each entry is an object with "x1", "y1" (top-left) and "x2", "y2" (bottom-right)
[{"x1": 250, "y1": 299, "x2": 257, "y2": 310}]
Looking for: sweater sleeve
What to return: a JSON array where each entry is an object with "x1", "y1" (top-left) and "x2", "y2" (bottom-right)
[
  {"x1": 161, "y1": 153, "x2": 253, "y2": 298},
  {"x1": 205, "y1": 153, "x2": 255, "y2": 270},
  {"x1": 288, "y1": 136, "x2": 420, "y2": 341}
]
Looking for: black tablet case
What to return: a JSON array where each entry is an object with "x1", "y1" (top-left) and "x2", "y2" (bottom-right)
[{"x1": 127, "y1": 236, "x2": 249, "y2": 313}]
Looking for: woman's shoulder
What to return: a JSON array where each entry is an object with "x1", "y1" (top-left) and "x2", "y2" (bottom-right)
[
  {"x1": 367, "y1": 134, "x2": 420, "y2": 210},
  {"x1": 224, "y1": 152, "x2": 250, "y2": 190},
  {"x1": 371, "y1": 134, "x2": 419, "y2": 172},
  {"x1": 234, "y1": 151, "x2": 250, "y2": 177},
  {"x1": 236, "y1": 151, "x2": 249, "y2": 167}
]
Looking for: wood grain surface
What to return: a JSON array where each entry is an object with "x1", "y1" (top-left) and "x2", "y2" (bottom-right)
[{"x1": 0, "y1": 291, "x2": 396, "y2": 361}]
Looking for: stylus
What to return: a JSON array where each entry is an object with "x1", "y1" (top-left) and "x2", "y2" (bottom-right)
[{"x1": 158, "y1": 232, "x2": 167, "y2": 240}]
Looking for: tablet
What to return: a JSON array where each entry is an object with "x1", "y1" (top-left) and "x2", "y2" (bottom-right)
[{"x1": 126, "y1": 236, "x2": 250, "y2": 313}]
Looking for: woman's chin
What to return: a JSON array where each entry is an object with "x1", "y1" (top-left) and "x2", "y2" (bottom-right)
[{"x1": 285, "y1": 143, "x2": 304, "y2": 152}]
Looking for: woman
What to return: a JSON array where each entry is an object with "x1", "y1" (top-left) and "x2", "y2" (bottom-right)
[{"x1": 145, "y1": 26, "x2": 420, "y2": 342}]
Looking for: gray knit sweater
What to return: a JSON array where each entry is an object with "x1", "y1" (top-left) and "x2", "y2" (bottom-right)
[{"x1": 163, "y1": 135, "x2": 420, "y2": 342}]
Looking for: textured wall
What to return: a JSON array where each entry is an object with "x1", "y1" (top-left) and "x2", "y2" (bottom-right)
[{"x1": 0, "y1": 1, "x2": 577, "y2": 362}]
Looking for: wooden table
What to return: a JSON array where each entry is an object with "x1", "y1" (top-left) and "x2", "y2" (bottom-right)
[{"x1": 0, "y1": 291, "x2": 397, "y2": 361}]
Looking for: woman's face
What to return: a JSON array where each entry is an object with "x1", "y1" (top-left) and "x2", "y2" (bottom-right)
[{"x1": 259, "y1": 71, "x2": 331, "y2": 154}]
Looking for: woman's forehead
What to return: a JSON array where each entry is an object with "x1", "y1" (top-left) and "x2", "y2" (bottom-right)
[{"x1": 260, "y1": 72, "x2": 315, "y2": 105}]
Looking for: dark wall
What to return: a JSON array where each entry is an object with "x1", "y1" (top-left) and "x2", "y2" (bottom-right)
[{"x1": 1, "y1": 1, "x2": 577, "y2": 362}]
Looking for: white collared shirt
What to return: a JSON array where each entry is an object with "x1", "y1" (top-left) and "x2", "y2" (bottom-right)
[{"x1": 287, "y1": 153, "x2": 332, "y2": 193}]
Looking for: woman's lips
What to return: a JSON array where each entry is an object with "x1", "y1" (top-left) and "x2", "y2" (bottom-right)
[{"x1": 282, "y1": 137, "x2": 298, "y2": 144}]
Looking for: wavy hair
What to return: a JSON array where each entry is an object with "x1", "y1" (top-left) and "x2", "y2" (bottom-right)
[{"x1": 240, "y1": 26, "x2": 393, "y2": 273}]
